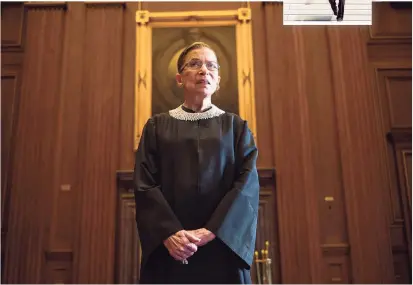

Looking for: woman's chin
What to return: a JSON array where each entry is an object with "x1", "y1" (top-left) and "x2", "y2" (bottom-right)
[{"x1": 188, "y1": 88, "x2": 214, "y2": 97}]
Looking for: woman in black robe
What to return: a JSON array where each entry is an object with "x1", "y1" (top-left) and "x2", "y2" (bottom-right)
[{"x1": 133, "y1": 42, "x2": 259, "y2": 284}]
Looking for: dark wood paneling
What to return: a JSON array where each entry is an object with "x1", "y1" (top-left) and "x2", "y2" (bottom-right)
[
  {"x1": 1, "y1": 70, "x2": 21, "y2": 223},
  {"x1": 43, "y1": 250, "x2": 73, "y2": 284},
  {"x1": 327, "y1": 25, "x2": 397, "y2": 283},
  {"x1": 115, "y1": 193, "x2": 140, "y2": 284},
  {"x1": 46, "y1": 3, "x2": 86, "y2": 284},
  {"x1": 374, "y1": 65, "x2": 412, "y2": 283},
  {"x1": 387, "y1": 128, "x2": 412, "y2": 283},
  {"x1": 366, "y1": 3, "x2": 411, "y2": 67},
  {"x1": 1, "y1": 2, "x2": 411, "y2": 284},
  {"x1": 119, "y1": 2, "x2": 139, "y2": 170},
  {"x1": 263, "y1": 4, "x2": 313, "y2": 283},
  {"x1": 24, "y1": 2, "x2": 67, "y2": 10},
  {"x1": 251, "y1": 2, "x2": 274, "y2": 168},
  {"x1": 1, "y1": 3, "x2": 25, "y2": 50},
  {"x1": 321, "y1": 243, "x2": 351, "y2": 284},
  {"x1": 73, "y1": 5, "x2": 124, "y2": 283},
  {"x1": 376, "y1": 69, "x2": 412, "y2": 128},
  {"x1": 1, "y1": 67, "x2": 23, "y2": 279},
  {"x1": 370, "y1": 2, "x2": 412, "y2": 40},
  {"x1": 262, "y1": 3, "x2": 352, "y2": 283},
  {"x1": 2, "y1": 7, "x2": 65, "y2": 283}
]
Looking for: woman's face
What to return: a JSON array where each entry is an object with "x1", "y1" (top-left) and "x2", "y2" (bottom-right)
[{"x1": 176, "y1": 47, "x2": 221, "y2": 98}]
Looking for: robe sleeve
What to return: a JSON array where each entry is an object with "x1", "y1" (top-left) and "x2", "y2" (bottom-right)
[
  {"x1": 205, "y1": 119, "x2": 260, "y2": 269},
  {"x1": 133, "y1": 118, "x2": 184, "y2": 257}
]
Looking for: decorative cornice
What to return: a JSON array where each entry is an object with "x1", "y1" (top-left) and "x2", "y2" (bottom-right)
[
  {"x1": 24, "y1": 2, "x2": 67, "y2": 10},
  {"x1": 85, "y1": 2, "x2": 126, "y2": 9}
]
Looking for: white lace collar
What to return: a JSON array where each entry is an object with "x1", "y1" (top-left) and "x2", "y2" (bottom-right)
[{"x1": 169, "y1": 104, "x2": 225, "y2": 121}]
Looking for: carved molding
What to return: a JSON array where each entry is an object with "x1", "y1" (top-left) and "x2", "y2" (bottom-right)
[
  {"x1": 85, "y1": 2, "x2": 126, "y2": 9},
  {"x1": 24, "y1": 2, "x2": 67, "y2": 10}
]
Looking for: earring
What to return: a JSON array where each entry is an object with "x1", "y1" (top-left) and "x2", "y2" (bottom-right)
[{"x1": 178, "y1": 82, "x2": 183, "y2": 88}]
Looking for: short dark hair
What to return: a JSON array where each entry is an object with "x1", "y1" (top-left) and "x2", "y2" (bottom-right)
[{"x1": 177, "y1": 42, "x2": 216, "y2": 73}]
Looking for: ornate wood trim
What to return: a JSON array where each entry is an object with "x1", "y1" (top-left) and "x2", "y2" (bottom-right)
[
  {"x1": 85, "y1": 2, "x2": 126, "y2": 9},
  {"x1": 24, "y1": 2, "x2": 67, "y2": 10}
]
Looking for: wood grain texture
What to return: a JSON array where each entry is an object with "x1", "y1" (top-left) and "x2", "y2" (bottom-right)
[
  {"x1": 251, "y1": 2, "x2": 274, "y2": 168},
  {"x1": 262, "y1": 3, "x2": 314, "y2": 283},
  {"x1": 2, "y1": 7, "x2": 65, "y2": 283},
  {"x1": 370, "y1": 2, "x2": 412, "y2": 40},
  {"x1": 73, "y1": 5, "x2": 124, "y2": 283},
  {"x1": 327, "y1": 26, "x2": 396, "y2": 283},
  {"x1": 1, "y1": 67, "x2": 23, "y2": 277},
  {"x1": 1, "y1": 2, "x2": 411, "y2": 283},
  {"x1": 118, "y1": 2, "x2": 139, "y2": 170},
  {"x1": 1, "y1": 3, "x2": 25, "y2": 50}
]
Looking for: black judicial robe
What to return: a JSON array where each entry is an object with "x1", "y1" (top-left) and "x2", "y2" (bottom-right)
[{"x1": 133, "y1": 105, "x2": 260, "y2": 284}]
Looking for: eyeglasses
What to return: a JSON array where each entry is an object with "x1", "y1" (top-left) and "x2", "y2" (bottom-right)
[{"x1": 180, "y1": 59, "x2": 220, "y2": 73}]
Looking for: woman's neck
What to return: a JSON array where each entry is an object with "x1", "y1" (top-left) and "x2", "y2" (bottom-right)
[{"x1": 183, "y1": 96, "x2": 212, "y2": 113}]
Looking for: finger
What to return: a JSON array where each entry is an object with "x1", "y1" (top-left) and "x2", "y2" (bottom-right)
[
  {"x1": 183, "y1": 250, "x2": 195, "y2": 259},
  {"x1": 172, "y1": 254, "x2": 184, "y2": 261},
  {"x1": 171, "y1": 250, "x2": 186, "y2": 261},
  {"x1": 185, "y1": 242, "x2": 198, "y2": 252},
  {"x1": 184, "y1": 231, "x2": 201, "y2": 243},
  {"x1": 195, "y1": 240, "x2": 206, "y2": 247},
  {"x1": 177, "y1": 245, "x2": 195, "y2": 257}
]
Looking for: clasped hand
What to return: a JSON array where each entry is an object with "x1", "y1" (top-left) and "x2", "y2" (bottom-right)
[{"x1": 163, "y1": 228, "x2": 216, "y2": 261}]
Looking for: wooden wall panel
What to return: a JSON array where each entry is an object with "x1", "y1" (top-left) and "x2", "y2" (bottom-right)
[
  {"x1": 115, "y1": 191, "x2": 140, "y2": 284},
  {"x1": 1, "y1": 69, "x2": 21, "y2": 224},
  {"x1": 1, "y1": 67, "x2": 22, "y2": 274},
  {"x1": 73, "y1": 4, "x2": 124, "y2": 283},
  {"x1": 1, "y1": 1, "x2": 411, "y2": 284},
  {"x1": 375, "y1": 67, "x2": 412, "y2": 283},
  {"x1": 327, "y1": 26, "x2": 396, "y2": 283},
  {"x1": 376, "y1": 69, "x2": 412, "y2": 128},
  {"x1": 262, "y1": 5, "x2": 312, "y2": 282},
  {"x1": 44, "y1": 3, "x2": 86, "y2": 284},
  {"x1": 251, "y1": 2, "x2": 274, "y2": 168},
  {"x1": 2, "y1": 6, "x2": 65, "y2": 283},
  {"x1": 261, "y1": 3, "x2": 351, "y2": 283},
  {"x1": 1, "y1": 3, "x2": 25, "y2": 49},
  {"x1": 371, "y1": 2, "x2": 411, "y2": 39},
  {"x1": 1, "y1": 3, "x2": 26, "y2": 278},
  {"x1": 387, "y1": 129, "x2": 412, "y2": 284},
  {"x1": 119, "y1": 2, "x2": 139, "y2": 170}
]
